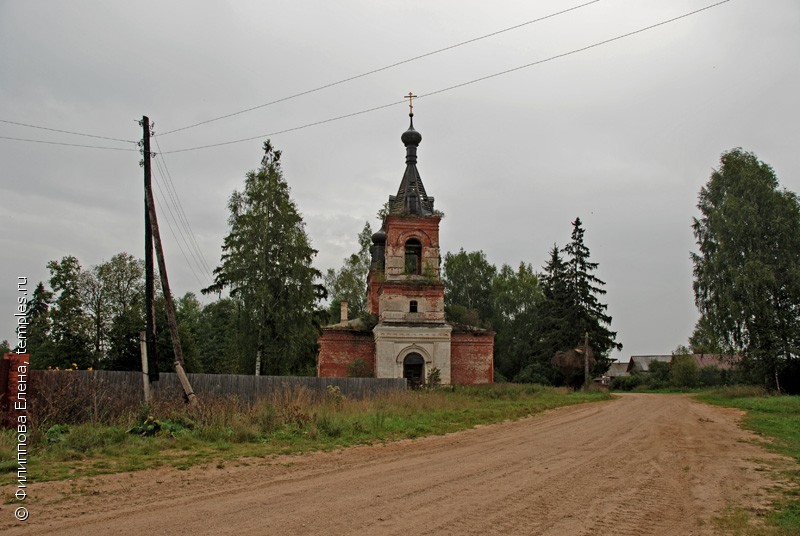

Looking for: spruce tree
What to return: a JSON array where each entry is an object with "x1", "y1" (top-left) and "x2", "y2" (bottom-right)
[
  {"x1": 561, "y1": 218, "x2": 621, "y2": 368},
  {"x1": 520, "y1": 246, "x2": 570, "y2": 383},
  {"x1": 24, "y1": 282, "x2": 55, "y2": 368}
]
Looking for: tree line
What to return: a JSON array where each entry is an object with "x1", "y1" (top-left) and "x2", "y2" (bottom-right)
[
  {"x1": 440, "y1": 217, "x2": 621, "y2": 385},
  {"x1": 10, "y1": 143, "x2": 798, "y2": 391},
  {"x1": 19, "y1": 142, "x2": 323, "y2": 376}
]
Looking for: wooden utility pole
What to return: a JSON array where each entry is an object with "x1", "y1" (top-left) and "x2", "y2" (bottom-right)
[
  {"x1": 583, "y1": 331, "x2": 590, "y2": 391},
  {"x1": 141, "y1": 118, "x2": 198, "y2": 406},
  {"x1": 141, "y1": 116, "x2": 159, "y2": 382},
  {"x1": 139, "y1": 331, "x2": 152, "y2": 403}
]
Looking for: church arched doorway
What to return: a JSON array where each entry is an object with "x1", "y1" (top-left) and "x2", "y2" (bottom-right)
[{"x1": 403, "y1": 353, "x2": 425, "y2": 388}]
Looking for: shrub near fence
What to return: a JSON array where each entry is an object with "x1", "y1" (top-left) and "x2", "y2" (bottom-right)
[{"x1": 20, "y1": 370, "x2": 406, "y2": 427}]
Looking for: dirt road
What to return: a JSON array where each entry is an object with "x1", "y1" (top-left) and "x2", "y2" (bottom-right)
[{"x1": 2, "y1": 394, "x2": 788, "y2": 535}]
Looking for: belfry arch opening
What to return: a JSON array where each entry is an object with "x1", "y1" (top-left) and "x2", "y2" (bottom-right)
[{"x1": 404, "y1": 238, "x2": 422, "y2": 274}]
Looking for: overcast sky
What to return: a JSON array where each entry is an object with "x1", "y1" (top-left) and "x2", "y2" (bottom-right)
[{"x1": 1, "y1": 0, "x2": 798, "y2": 362}]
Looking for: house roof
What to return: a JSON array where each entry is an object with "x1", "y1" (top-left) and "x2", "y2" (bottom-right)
[
  {"x1": 627, "y1": 355, "x2": 672, "y2": 373},
  {"x1": 690, "y1": 353, "x2": 739, "y2": 370},
  {"x1": 323, "y1": 317, "x2": 366, "y2": 330},
  {"x1": 626, "y1": 353, "x2": 740, "y2": 372},
  {"x1": 606, "y1": 362, "x2": 629, "y2": 377}
]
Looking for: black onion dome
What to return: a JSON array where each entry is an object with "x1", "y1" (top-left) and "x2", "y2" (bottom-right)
[
  {"x1": 371, "y1": 227, "x2": 386, "y2": 244},
  {"x1": 388, "y1": 111, "x2": 434, "y2": 216},
  {"x1": 401, "y1": 115, "x2": 422, "y2": 146}
]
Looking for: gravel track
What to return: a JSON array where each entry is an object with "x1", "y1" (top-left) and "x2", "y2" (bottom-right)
[{"x1": 1, "y1": 393, "x2": 787, "y2": 535}]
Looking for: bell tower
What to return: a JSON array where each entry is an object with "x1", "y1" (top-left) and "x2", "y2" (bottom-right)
[
  {"x1": 317, "y1": 105, "x2": 494, "y2": 385},
  {"x1": 368, "y1": 110, "x2": 451, "y2": 385}
]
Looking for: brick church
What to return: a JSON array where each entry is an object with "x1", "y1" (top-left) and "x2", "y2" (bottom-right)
[{"x1": 317, "y1": 110, "x2": 494, "y2": 385}]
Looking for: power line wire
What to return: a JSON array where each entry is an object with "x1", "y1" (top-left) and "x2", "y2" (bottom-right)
[
  {"x1": 156, "y1": 154, "x2": 215, "y2": 276},
  {"x1": 153, "y1": 135, "x2": 215, "y2": 274},
  {"x1": 419, "y1": 0, "x2": 732, "y2": 101},
  {"x1": 154, "y1": 159, "x2": 215, "y2": 278},
  {"x1": 152, "y1": 155, "x2": 213, "y2": 285},
  {"x1": 154, "y1": 191, "x2": 206, "y2": 287},
  {"x1": 151, "y1": 162, "x2": 209, "y2": 287},
  {"x1": 0, "y1": 135, "x2": 138, "y2": 151},
  {"x1": 158, "y1": 0, "x2": 601, "y2": 136},
  {"x1": 162, "y1": 100, "x2": 404, "y2": 154},
  {"x1": 161, "y1": 0, "x2": 730, "y2": 156},
  {"x1": 0, "y1": 119, "x2": 137, "y2": 144}
]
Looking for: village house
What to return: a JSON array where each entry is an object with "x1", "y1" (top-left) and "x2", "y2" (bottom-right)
[
  {"x1": 627, "y1": 355, "x2": 673, "y2": 374},
  {"x1": 317, "y1": 111, "x2": 494, "y2": 386},
  {"x1": 597, "y1": 361, "x2": 630, "y2": 385},
  {"x1": 627, "y1": 353, "x2": 738, "y2": 374}
]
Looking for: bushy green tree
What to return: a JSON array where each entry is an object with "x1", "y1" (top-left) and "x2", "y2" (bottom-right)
[
  {"x1": 92, "y1": 253, "x2": 145, "y2": 370},
  {"x1": 154, "y1": 293, "x2": 202, "y2": 374},
  {"x1": 692, "y1": 148, "x2": 800, "y2": 391},
  {"x1": 440, "y1": 250, "x2": 543, "y2": 381},
  {"x1": 324, "y1": 222, "x2": 372, "y2": 323},
  {"x1": 203, "y1": 141, "x2": 324, "y2": 375},
  {"x1": 648, "y1": 361, "x2": 671, "y2": 387},
  {"x1": 492, "y1": 263, "x2": 542, "y2": 381},
  {"x1": 689, "y1": 316, "x2": 723, "y2": 354},
  {"x1": 195, "y1": 297, "x2": 242, "y2": 374},
  {"x1": 670, "y1": 355, "x2": 700, "y2": 388},
  {"x1": 46, "y1": 256, "x2": 93, "y2": 368},
  {"x1": 442, "y1": 248, "x2": 496, "y2": 328},
  {"x1": 698, "y1": 366, "x2": 726, "y2": 387}
]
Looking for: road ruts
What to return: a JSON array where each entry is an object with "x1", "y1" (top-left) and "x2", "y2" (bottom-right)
[{"x1": 1, "y1": 394, "x2": 786, "y2": 535}]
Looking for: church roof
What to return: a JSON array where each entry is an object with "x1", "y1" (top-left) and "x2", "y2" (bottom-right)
[{"x1": 388, "y1": 113, "x2": 435, "y2": 216}]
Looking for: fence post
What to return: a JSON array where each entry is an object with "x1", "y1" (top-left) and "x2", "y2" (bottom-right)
[{"x1": 139, "y1": 332, "x2": 152, "y2": 404}]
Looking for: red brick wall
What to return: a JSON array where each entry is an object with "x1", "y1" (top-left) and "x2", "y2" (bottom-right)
[
  {"x1": 450, "y1": 332, "x2": 494, "y2": 385},
  {"x1": 317, "y1": 330, "x2": 375, "y2": 378},
  {"x1": 378, "y1": 280, "x2": 445, "y2": 323},
  {"x1": 367, "y1": 271, "x2": 381, "y2": 315},
  {"x1": 385, "y1": 215, "x2": 441, "y2": 249},
  {"x1": 384, "y1": 215, "x2": 441, "y2": 280},
  {"x1": 2, "y1": 353, "x2": 30, "y2": 427}
]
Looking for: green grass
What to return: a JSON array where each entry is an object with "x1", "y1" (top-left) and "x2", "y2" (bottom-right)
[
  {"x1": 0, "y1": 384, "x2": 610, "y2": 485},
  {"x1": 699, "y1": 387, "x2": 800, "y2": 535}
]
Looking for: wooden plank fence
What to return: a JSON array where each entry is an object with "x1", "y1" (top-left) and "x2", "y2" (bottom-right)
[
  {"x1": 20, "y1": 370, "x2": 406, "y2": 426},
  {"x1": 32, "y1": 370, "x2": 405, "y2": 401},
  {"x1": 157, "y1": 373, "x2": 407, "y2": 401}
]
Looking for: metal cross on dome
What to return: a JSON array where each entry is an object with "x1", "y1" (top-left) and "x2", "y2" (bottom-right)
[{"x1": 405, "y1": 92, "x2": 418, "y2": 114}]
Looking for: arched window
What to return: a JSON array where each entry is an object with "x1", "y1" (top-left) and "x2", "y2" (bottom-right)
[
  {"x1": 409, "y1": 300, "x2": 418, "y2": 313},
  {"x1": 404, "y1": 238, "x2": 422, "y2": 274}
]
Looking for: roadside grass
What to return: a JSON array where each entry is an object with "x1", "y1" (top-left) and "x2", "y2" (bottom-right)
[
  {"x1": 698, "y1": 387, "x2": 800, "y2": 535},
  {"x1": 0, "y1": 384, "x2": 609, "y2": 485}
]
